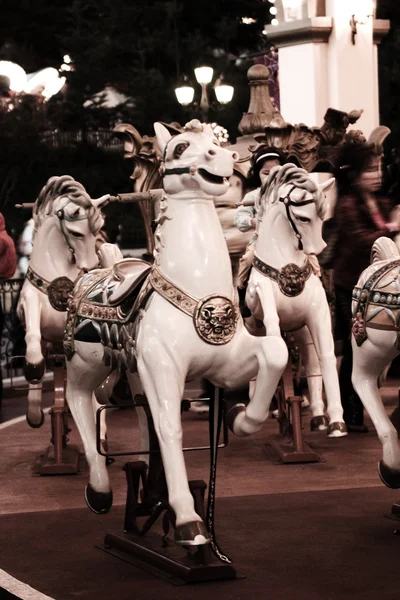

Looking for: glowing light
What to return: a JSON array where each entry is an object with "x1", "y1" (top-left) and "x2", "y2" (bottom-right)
[
  {"x1": 0, "y1": 61, "x2": 27, "y2": 92},
  {"x1": 270, "y1": 7, "x2": 278, "y2": 14},
  {"x1": 175, "y1": 85, "x2": 195, "y2": 106},
  {"x1": 271, "y1": 18, "x2": 279, "y2": 26},
  {"x1": 241, "y1": 17, "x2": 257, "y2": 25},
  {"x1": 25, "y1": 67, "x2": 65, "y2": 100},
  {"x1": 215, "y1": 83, "x2": 234, "y2": 104},
  {"x1": 63, "y1": 54, "x2": 72, "y2": 64},
  {"x1": 60, "y1": 64, "x2": 72, "y2": 72},
  {"x1": 194, "y1": 66, "x2": 214, "y2": 85}
]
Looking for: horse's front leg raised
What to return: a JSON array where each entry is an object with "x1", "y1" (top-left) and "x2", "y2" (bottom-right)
[
  {"x1": 137, "y1": 347, "x2": 209, "y2": 546},
  {"x1": 352, "y1": 336, "x2": 400, "y2": 488},
  {"x1": 19, "y1": 289, "x2": 46, "y2": 383},
  {"x1": 306, "y1": 298, "x2": 347, "y2": 437},
  {"x1": 230, "y1": 280, "x2": 288, "y2": 436}
]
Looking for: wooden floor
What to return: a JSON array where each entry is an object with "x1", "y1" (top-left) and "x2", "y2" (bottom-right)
[{"x1": 0, "y1": 377, "x2": 398, "y2": 517}]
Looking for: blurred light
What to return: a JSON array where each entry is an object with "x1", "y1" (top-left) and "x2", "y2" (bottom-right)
[
  {"x1": 269, "y1": 0, "x2": 276, "y2": 3},
  {"x1": 25, "y1": 68, "x2": 66, "y2": 100},
  {"x1": 0, "y1": 61, "x2": 27, "y2": 92},
  {"x1": 270, "y1": 7, "x2": 278, "y2": 14},
  {"x1": 241, "y1": 17, "x2": 257, "y2": 24},
  {"x1": 214, "y1": 83, "x2": 234, "y2": 104},
  {"x1": 175, "y1": 85, "x2": 195, "y2": 106},
  {"x1": 60, "y1": 64, "x2": 72, "y2": 72},
  {"x1": 271, "y1": 18, "x2": 279, "y2": 26},
  {"x1": 194, "y1": 66, "x2": 214, "y2": 85},
  {"x1": 63, "y1": 54, "x2": 72, "y2": 64}
]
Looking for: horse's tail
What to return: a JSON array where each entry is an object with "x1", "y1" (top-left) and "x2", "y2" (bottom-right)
[{"x1": 371, "y1": 236, "x2": 399, "y2": 263}]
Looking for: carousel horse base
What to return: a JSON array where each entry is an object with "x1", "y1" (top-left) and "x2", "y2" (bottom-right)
[
  {"x1": 100, "y1": 461, "x2": 239, "y2": 585},
  {"x1": 101, "y1": 531, "x2": 238, "y2": 585},
  {"x1": 33, "y1": 444, "x2": 81, "y2": 476},
  {"x1": 263, "y1": 434, "x2": 323, "y2": 465}
]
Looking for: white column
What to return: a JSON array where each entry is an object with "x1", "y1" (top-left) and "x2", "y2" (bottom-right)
[
  {"x1": 325, "y1": 0, "x2": 376, "y2": 136},
  {"x1": 279, "y1": 42, "x2": 329, "y2": 126}
]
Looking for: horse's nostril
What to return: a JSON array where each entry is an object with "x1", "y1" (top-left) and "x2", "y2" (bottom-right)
[{"x1": 208, "y1": 149, "x2": 216, "y2": 156}]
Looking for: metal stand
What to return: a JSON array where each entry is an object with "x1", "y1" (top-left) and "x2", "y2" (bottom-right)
[
  {"x1": 264, "y1": 359, "x2": 322, "y2": 464},
  {"x1": 35, "y1": 344, "x2": 80, "y2": 476},
  {"x1": 99, "y1": 389, "x2": 239, "y2": 585}
]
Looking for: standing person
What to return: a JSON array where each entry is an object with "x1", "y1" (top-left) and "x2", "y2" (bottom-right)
[
  {"x1": 235, "y1": 146, "x2": 286, "y2": 295},
  {"x1": 0, "y1": 213, "x2": 17, "y2": 406},
  {"x1": 333, "y1": 143, "x2": 400, "y2": 432}
]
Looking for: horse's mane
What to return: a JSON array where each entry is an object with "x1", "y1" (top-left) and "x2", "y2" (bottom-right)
[
  {"x1": 257, "y1": 163, "x2": 325, "y2": 222},
  {"x1": 33, "y1": 175, "x2": 103, "y2": 235}
]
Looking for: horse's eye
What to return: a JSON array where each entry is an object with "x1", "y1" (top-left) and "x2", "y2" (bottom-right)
[
  {"x1": 173, "y1": 142, "x2": 189, "y2": 159},
  {"x1": 296, "y1": 216, "x2": 310, "y2": 224},
  {"x1": 70, "y1": 231, "x2": 84, "y2": 238}
]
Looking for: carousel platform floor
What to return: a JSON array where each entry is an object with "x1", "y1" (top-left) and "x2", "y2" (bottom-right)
[{"x1": 0, "y1": 378, "x2": 399, "y2": 599}]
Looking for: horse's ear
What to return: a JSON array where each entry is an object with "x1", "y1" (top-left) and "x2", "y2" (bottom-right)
[
  {"x1": 91, "y1": 194, "x2": 110, "y2": 208},
  {"x1": 319, "y1": 177, "x2": 335, "y2": 194},
  {"x1": 154, "y1": 122, "x2": 172, "y2": 154}
]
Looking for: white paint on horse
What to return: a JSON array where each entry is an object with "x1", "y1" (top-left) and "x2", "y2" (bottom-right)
[
  {"x1": 65, "y1": 120, "x2": 288, "y2": 542},
  {"x1": 246, "y1": 164, "x2": 346, "y2": 435}
]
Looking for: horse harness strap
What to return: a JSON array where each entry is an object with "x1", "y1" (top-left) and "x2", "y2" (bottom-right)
[
  {"x1": 253, "y1": 255, "x2": 313, "y2": 297},
  {"x1": 26, "y1": 266, "x2": 77, "y2": 312},
  {"x1": 352, "y1": 258, "x2": 400, "y2": 348},
  {"x1": 148, "y1": 267, "x2": 239, "y2": 345},
  {"x1": 55, "y1": 198, "x2": 90, "y2": 256},
  {"x1": 279, "y1": 185, "x2": 315, "y2": 251}
]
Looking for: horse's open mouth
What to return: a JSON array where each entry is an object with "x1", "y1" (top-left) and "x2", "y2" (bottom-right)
[{"x1": 198, "y1": 168, "x2": 228, "y2": 185}]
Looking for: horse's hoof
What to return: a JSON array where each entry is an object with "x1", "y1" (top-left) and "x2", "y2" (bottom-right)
[
  {"x1": 26, "y1": 409, "x2": 45, "y2": 429},
  {"x1": 378, "y1": 461, "x2": 400, "y2": 489},
  {"x1": 327, "y1": 422, "x2": 348, "y2": 438},
  {"x1": 23, "y1": 360, "x2": 46, "y2": 384},
  {"x1": 310, "y1": 415, "x2": 329, "y2": 431},
  {"x1": 85, "y1": 484, "x2": 113, "y2": 514},
  {"x1": 174, "y1": 521, "x2": 210, "y2": 546},
  {"x1": 226, "y1": 403, "x2": 246, "y2": 433}
]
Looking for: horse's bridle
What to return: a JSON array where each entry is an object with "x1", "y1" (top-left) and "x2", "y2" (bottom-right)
[
  {"x1": 279, "y1": 185, "x2": 316, "y2": 251},
  {"x1": 55, "y1": 198, "x2": 91, "y2": 257}
]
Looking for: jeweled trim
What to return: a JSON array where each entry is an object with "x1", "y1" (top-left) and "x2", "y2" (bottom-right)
[
  {"x1": 253, "y1": 255, "x2": 312, "y2": 297},
  {"x1": 26, "y1": 266, "x2": 51, "y2": 293}
]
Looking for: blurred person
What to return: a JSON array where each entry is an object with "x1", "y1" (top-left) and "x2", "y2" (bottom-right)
[
  {"x1": 333, "y1": 143, "x2": 400, "y2": 432},
  {"x1": 17, "y1": 218, "x2": 34, "y2": 276}
]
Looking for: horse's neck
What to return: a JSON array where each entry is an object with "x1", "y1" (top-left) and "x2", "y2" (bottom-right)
[
  {"x1": 256, "y1": 207, "x2": 306, "y2": 269},
  {"x1": 29, "y1": 220, "x2": 79, "y2": 281},
  {"x1": 156, "y1": 194, "x2": 234, "y2": 298}
]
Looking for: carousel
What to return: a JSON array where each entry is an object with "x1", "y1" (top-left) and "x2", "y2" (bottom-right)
[{"x1": 0, "y1": 45, "x2": 400, "y2": 600}]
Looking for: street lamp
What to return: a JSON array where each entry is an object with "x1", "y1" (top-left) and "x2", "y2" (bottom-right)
[{"x1": 174, "y1": 66, "x2": 234, "y2": 122}]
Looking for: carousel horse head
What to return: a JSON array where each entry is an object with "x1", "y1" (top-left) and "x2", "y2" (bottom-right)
[
  {"x1": 258, "y1": 163, "x2": 335, "y2": 256},
  {"x1": 33, "y1": 175, "x2": 109, "y2": 271},
  {"x1": 154, "y1": 119, "x2": 239, "y2": 198}
]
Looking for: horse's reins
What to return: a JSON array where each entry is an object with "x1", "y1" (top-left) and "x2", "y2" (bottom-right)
[
  {"x1": 55, "y1": 198, "x2": 92, "y2": 258},
  {"x1": 278, "y1": 185, "x2": 316, "y2": 251}
]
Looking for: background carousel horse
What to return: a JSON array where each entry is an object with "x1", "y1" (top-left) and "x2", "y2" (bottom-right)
[
  {"x1": 63, "y1": 119, "x2": 289, "y2": 547},
  {"x1": 243, "y1": 163, "x2": 347, "y2": 437},
  {"x1": 17, "y1": 175, "x2": 111, "y2": 427},
  {"x1": 351, "y1": 237, "x2": 400, "y2": 488}
]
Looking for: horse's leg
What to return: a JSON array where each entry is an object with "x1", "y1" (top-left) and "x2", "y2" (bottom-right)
[
  {"x1": 126, "y1": 372, "x2": 149, "y2": 465},
  {"x1": 306, "y1": 300, "x2": 347, "y2": 437},
  {"x1": 292, "y1": 326, "x2": 327, "y2": 430},
  {"x1": 352, "y1": 336, "x2": 400, "y2": 487},
  {"x1": 66, "y1": 342, "x2": 112, "y2": 513},
  {"x1": 26, "y1": 383, "x2": 45, "y2": 428},
  {"x1": 137, "y1": 352, "x2": 208, "y2": 545},
  {"x1": 21, "y1": 292, "x2": 45, "y2": 383},
  {"x1": 93, "y1": 369, "x2": 120, "y2": 450},
  {"x1": 229, "y1": 281, "x2": 288, "y2": 436}
]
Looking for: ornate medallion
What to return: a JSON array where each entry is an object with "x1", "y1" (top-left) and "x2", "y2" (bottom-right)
[
  {"x1": 278, "y1": 263, "x2": 310, "y2": 297},
  {"x1": 48, "y1": 276, "x2": 75, "y2": 312},
  {"x1": 352, "y1": 311, "x2": 367, "y2": 347},
  {"x1": 194, "y1": 295, "x2": 238, "y2": 345}
]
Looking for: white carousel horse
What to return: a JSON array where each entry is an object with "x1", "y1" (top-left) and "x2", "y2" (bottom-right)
[
  {"x1": 63, "y1": 119, "x2": 289, "y2": 546},
  {"x1": 351, "y1": 237, "x2": 400, "y2": 488},
  {"x1": 17, "y1": 175, "x2": 111, "y2": 427},
  {"x1": 244, "y1": 163, "x2": 347, "y2": 437}
]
